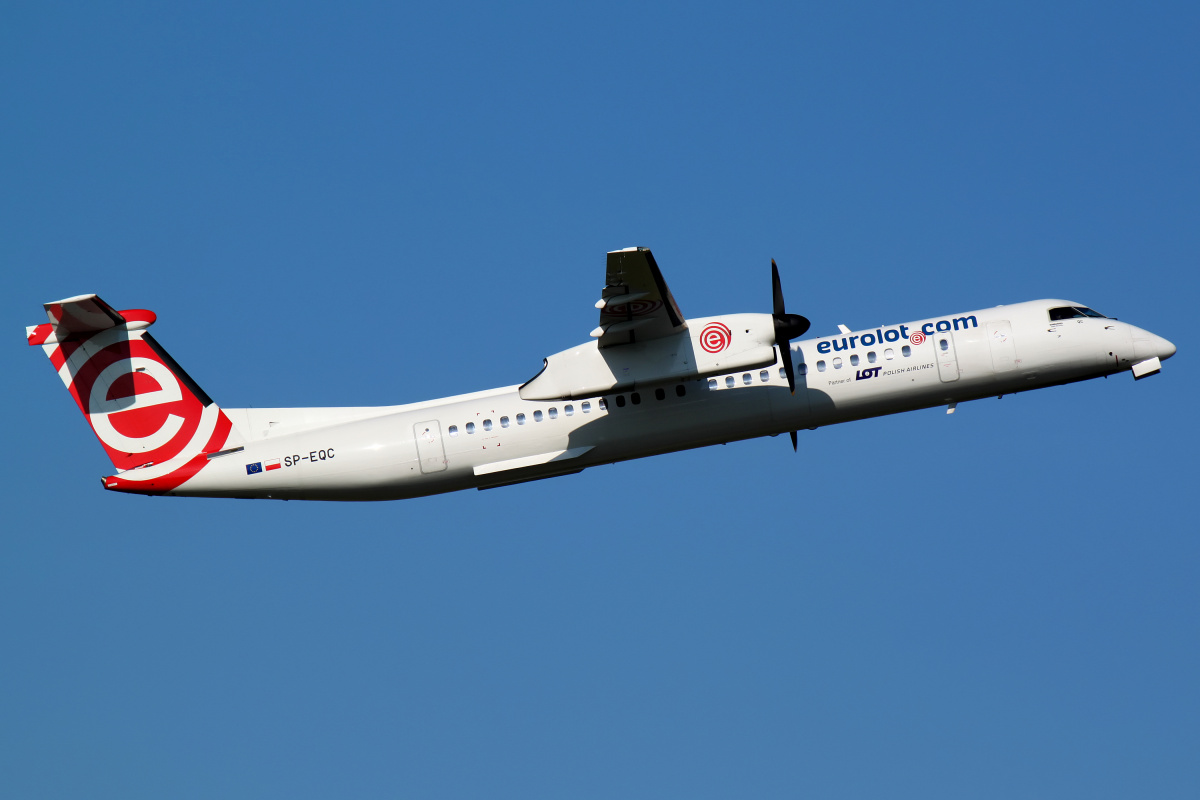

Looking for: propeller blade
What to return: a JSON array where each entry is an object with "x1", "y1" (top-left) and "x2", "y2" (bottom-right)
[
  {"x1": 790, "y1": 430, "x2": 798, "y2": 451},
  {"x1": 770, "y1": 260, "x2": 809, "y2": 393},
  {"x1": 780, "y1": 344, "x2": 796, "y2": 393},
  {"x1": 772, "y1": 259, "x2": 786, "y2": 317}
]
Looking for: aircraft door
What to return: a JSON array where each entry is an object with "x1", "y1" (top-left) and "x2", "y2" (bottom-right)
[
  {"x1": 934, "y1": 331, "x2": 960, "y2": 382},
  {"x1": 413, "y1": 420, "x2": 448, "y2": 474},
  {"x1": 986, "y1": 320, "x2": 1017, "y2": 372}
]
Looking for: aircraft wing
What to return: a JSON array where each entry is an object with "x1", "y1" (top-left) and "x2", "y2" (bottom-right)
[{"x1": 591, "y1": 248, "x2": 687, "y2": 347}]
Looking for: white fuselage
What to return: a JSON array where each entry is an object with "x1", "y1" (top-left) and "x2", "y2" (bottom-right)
[{"x1": 172, "y1": 299, "x2": 1174, "y2": 501}]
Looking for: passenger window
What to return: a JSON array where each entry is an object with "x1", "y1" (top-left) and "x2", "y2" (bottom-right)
[
  {"x1": 500, "y1": 416, "x2": 509, "y2": 428},
  {"x1": 779, "y1": 367, "x2": 787, "y2": 379},
  {"x1": 742, "y1": 373, "x2": 752, "y2": 385},
  {"x1": 483, "y1": 419, "x2": 493, "y2": 431},
  {"x1": 466, "y1": 422, "x2": 476, "y2": 434},
  {"x1": 902, "y1": 345, "x2": 911, "y2": 357},
  {"x1": 885, "y1": 349, "x2": 894, "y2": 360},
  {"x1": 631, "y1": 392, "x2": 641, "y2": 405},
  {"x1": 799, "y1": 363, "x2": 808, "y2": 375},
  {"x1": 516, "y1": 413, "x2": 526, "y2": 425},
  {"x1": 868, "y1": 351, "x2": 877, "y2": 363},
  {"x1": 725, "y1": 376, "x2": 735, "y2": 388},
  {"x1": 448, "y1": 425, "x2": 458, "y2": 436},
  {"x1": 564, "y1": 404, "x2": 574, "y2": 416},
  {"x1": 833, "y1": 357, "x2": 842, "y2": 369},
  {"x1": 760, "y1": 370, "x2": 769, "y2": 382},
  {"x1": 708, "y1": 377, "x2": 718, "y2": 390},
  {"x1": 817, "y1": 360, "x2": 826, "y2": 372},
  {"x1": 850, "y1": 354, "x2": 860, "y2": 366},
  {"x1": 655, "y1": 387, "x2": 665, "y2": 401},
  {"x1": 615, "y1": 395, "x2": 626, "y2": 408},
  {"x1": 582, "y1": 401, "x2": 591, "y2": 413},
  {"x1": 548, "y1": 408, "x2": 557, "y2": 419},
  {"x1": 598, "y1": 398, "x2": 607, "y2": 411},
  {"x1": 675, "y1": 384, "x2": 686, "y2": 397},
  {"x1": 534, "y1": 409, "x2": 544, "y2": 421}
]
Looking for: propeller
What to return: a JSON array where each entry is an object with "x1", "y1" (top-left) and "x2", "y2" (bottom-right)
[
  {"x1": 771, "y1": 259, "x2": 810, "y2": 394},
  {"x1": 772, "y1": 259, "x2": 809, "y2": 453}
]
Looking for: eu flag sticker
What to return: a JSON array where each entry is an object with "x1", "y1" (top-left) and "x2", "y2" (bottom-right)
[{"x1": 246, "y1": 462, "x2": 263, "y2": 475}]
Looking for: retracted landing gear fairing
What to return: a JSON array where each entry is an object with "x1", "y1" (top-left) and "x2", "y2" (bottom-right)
[{"x1": 27, "y1": 248, "x2": 1176, "y2": 501}]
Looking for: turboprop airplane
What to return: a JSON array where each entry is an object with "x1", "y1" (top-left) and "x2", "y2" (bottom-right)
[{"x1": 27, "y1": 247, "x2": 1176, "y2": 501}]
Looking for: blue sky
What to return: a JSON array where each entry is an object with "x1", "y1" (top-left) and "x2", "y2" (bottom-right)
[{"x1": 3, "y1": 2, "x2": 1197, "y2": 797}]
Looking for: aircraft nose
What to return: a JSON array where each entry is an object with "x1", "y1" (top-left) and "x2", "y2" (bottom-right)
[{"x1": 1131, "y1": 328, "x2": 1176, "y2": 362}]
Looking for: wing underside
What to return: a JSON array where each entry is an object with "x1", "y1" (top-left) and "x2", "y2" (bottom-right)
[{"x1": 593, "y1": 248, "x2": 687, "y2": 347}]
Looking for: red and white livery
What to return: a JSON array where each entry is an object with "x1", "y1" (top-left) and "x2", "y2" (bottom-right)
[{"x1": 27, "y1": 248, "x2": 1176, "y2": 501}]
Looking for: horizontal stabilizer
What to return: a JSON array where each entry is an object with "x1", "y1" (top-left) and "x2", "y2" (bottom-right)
[{"x1": 27, "y1": 294, "x2": 156, "y2": 346}]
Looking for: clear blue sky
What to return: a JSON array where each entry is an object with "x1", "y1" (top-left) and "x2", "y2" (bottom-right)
[{"x1": 3, "y1": 2, "x2": 1197, "y2": 797}]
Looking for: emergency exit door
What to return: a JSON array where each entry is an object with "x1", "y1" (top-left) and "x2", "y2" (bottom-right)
[
  {"x1": 934, "y1": 331, "x2": 960, "y2": 382},
  {"x1": 414, "y1": 420, "x2": 448, "y2": 473}
]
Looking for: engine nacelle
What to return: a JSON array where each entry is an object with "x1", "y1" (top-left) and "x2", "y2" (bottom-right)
[{"x1": 519, "y1": 314, "x2": 778, "y2": 400}]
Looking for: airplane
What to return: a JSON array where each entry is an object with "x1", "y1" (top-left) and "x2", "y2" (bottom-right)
[{"x1": 26, "y1": 247, "x2": 1176, "y2": 501}]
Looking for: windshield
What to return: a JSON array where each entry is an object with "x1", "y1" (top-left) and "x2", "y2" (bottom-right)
[{"x1": 1049, "y1": 306, "x2": 1107, "y2": 321}]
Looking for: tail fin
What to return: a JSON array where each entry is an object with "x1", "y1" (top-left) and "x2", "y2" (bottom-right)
[{"x1": 27, "y1": 295, "x2": 242, "y2": 494}]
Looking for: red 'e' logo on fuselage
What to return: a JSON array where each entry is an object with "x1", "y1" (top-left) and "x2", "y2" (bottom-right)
[{"x1": 700, "y1": 322, "x2": 732, "y2": 354}]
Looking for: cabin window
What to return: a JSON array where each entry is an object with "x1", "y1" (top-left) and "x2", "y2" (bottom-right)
[
  {"x1": 885, "y1": 349, "x2": 895, "y2": 360},
  {"x1": 833, "y1": 357, "x2": 843, "y2": 369},
  {"x1": 940, "y1": 338, "x2": 949, "y2": 352},
  {"x1": 598, "y1": 398, "x2": 607, "y2": 411},
  {"x1": 779, "y1": 367, "x2": 787, "y2": 379},
  {"x1": 448, "y1": 425, "x2": 458, "y2": 437},
  {"x1": 631, "y1": 392, "x2": 641, "y2": 405},
  {"x1": 615, "y1": 395, "x2": 626, "y2": 408},
  {"x1": 483, "y1": 419, "x2": 493, "y2": 431},
  {"x1": 725, "y1": 376, "x2": 735, "y2": 388},
  {"x1": 868, "y1": 351, "x2": 877, "y2": 363},
  {"x1": 564, "y1": 404, "x2": 574, "y2": 416},
  {"x1": 708, "y1": 377, "x2": 718, "y2": 390},
  {"x1": 760, "y1": 370, "x2": 770, "y2": 382},
  {"x1": 534, "y1": 409, "x2": 544, "y2": 421},
  {"x1": 902, "y1": 345, "x2": 911, "y2": 357},
  {"x1": 500, "y1": 416, "x2": 509, "y2": 428},
  {"x1": 516, "y1": 413, "x2": 526, "y2": 425},
  {"x1": 548, "y1": 407, "x2": 558, "y2": 419},
  {"x1": 676, "y1": 384, "x2": 686, "y2": 397},
  {"x1": 799, "y1": 363, "x2": 808, "y2": 375},
  {"x1": 655, "y1": 387, "x2": 665, "y2": 401},
  {"x1": 850, "y1": 354, "x2": 860, "y2": 366},
  {"x1": 582, "y1": 401, "x2": 591, "y2": 413},
  {"x1": 817, "y1": 360, "x2": 827, "y2": 372},
  {"x1": 466, "y1": 422, "x2": 476, "y2": 434}
]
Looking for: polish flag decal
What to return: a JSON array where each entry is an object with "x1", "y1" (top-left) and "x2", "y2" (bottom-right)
[{"x1": 265, "y1": 459, "x2": 282, "y2": 471}]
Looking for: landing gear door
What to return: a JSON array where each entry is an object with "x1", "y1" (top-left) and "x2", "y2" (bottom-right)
[
  {"x1": 414, "y1": 420, "x2": 448, "y2": 474},
  {"x1": 935, "y1": 331, "x2": 960, "y2": 382}
]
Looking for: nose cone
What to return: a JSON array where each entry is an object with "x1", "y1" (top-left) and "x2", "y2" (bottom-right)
[{"x1": 1131, "y1": 328, "x2": 1177, "y2": 362}]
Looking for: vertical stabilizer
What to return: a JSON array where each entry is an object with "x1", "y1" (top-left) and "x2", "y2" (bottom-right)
[{"x1": 27, "y1": 295, "x2": 243, "y2": 494}]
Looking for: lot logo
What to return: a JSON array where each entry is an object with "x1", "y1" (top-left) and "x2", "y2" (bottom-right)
[{"x1": 855, "y1": 367, "x2": 881, "y2": 381}]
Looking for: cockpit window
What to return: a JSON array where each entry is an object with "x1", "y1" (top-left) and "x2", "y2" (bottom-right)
[{"x1": 1049, "y1": 306, "x2": 1108, "y2": 321}]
